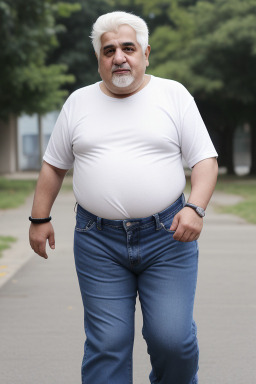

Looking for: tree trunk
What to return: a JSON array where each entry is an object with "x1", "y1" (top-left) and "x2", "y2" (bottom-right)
[
  {"x1": 249, "y1": 123, "x2": 256, "y2": 175},
  {"x1": 38, "y1": 114, "x2": 43, "y2": 166},
  {"x1": 224, "y1": 125, "x2": 235, "y2": 175},
  {"x1": 0, "y1": 115, "x2": 18, "y2": 174}
]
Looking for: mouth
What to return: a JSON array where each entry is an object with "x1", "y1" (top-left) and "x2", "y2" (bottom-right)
[{"x1": 112, "y1": 69, "x2": 130, "y2": 75}]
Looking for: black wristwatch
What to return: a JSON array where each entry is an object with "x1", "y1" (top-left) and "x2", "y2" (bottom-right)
[{"x1": 184, "y1": 203, "x2": 205, "y2": 218}]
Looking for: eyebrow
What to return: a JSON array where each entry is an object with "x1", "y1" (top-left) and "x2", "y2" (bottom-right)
[{"x1": 103, "y1": 42, "x2": 136, "y2": 51}]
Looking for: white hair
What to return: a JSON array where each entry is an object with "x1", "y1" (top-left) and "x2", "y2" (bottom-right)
[{"x1": 91, "y1": 11, "x2": 149, "y2": 57}]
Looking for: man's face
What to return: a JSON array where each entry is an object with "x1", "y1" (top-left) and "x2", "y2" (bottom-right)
[{"x1": 98, "y1": 25, "x2": 150, "y2": 97}]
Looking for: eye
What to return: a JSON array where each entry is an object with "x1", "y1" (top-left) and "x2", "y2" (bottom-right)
[
  {"x1": 124, "y1": 47, "x2": 135, "y2": 52},
  {"x1": 104, "y1": 49, "x2": 115, "y2": 56}
]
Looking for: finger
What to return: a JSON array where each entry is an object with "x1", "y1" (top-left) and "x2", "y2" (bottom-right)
[
  {"x1": 30, "y1": 241, "x2": 38, "y2": 255},
  {"x1": 186, "y1": 232, "x2": 198, "y2": 242},
  {"x1": 48, "y1": 232, "x2": 55, "y2": 250},
  {"x1": 38, "y1": 243, "x2": 48, "y2": 259},
  {"x1": 184, "y1": 230, "x2": 202, "y2": 242},
  {"x1": 30, "y1": 240, "x2": 48, "y2": 259},
  {"x1": 170, "y1": 215, "x2": 179, "y2": 231},
  {"x1": 178, "y1": 231, "x2": 192, "y2": 242},
  {"x1": 173, "y1": 229, "x2": 186, "y2": 241}
]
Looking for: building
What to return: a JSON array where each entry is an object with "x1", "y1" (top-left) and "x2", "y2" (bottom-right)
[{"x1": 0, "y1": 112, "x2": 58, "y2": 174}]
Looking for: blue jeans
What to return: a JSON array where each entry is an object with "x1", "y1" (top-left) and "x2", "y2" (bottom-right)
[{"x1": 74, "y1": 195, "x2": 199, "y2": 384}]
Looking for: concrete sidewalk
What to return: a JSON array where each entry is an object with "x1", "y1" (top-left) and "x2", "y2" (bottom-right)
[{"x1": 0, "y1": 188, "x2": 255, "y2": 383}]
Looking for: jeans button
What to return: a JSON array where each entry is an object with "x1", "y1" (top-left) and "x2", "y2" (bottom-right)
[{"x1": 126, "y1": 222, "x2": 132, "y2": 227}]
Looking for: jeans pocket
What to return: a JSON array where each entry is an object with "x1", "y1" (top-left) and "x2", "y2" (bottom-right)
[
  {"x1": 159, "y1": 215, "x2": 176, "y2": 234},
  {"x1": 75, "y1": 214, "x2": 96, "y2": 232}
]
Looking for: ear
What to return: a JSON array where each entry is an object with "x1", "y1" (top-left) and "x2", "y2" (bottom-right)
[
  {"x1": 145, "y1": 45, "x2": 151, "y2": 67},
  {"x1": 95, "y1": 52, "x2": 100, "y2": 73}
]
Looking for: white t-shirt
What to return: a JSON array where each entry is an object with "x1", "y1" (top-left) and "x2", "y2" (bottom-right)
[{"x1": 43, "y1": 76, "x2": 217, "y2": 219}]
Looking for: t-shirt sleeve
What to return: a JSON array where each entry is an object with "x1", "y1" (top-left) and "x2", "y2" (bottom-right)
[
  {"x1": 180, "y1": 98, "x2": 218, "y2": 168},
  {"x1": 43, "y1": 105, "x2": 74, "y2": 170}
]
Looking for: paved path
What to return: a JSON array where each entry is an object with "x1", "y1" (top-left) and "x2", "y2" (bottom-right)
[{"x1": 0, "y1": 187, "x2": 255, "y2": 383}]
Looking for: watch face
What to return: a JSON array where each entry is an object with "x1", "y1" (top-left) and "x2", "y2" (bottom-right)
[{"x1": 196, "y1": 207, "x2": 205, "y2": 217}]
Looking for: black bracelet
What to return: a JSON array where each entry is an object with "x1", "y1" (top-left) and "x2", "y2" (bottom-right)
[{"x1": 29, "y1": 216, "x2": 52, "y2": 224}]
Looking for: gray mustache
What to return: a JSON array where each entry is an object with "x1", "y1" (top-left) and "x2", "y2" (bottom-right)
[{"x1": 112, "y1": 64, "x2": 131, "y2": 72}]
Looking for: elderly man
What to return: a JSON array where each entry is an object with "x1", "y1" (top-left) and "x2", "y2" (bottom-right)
[{"x1": 29, "y1": 11, "x2": 218, "y2": 384}]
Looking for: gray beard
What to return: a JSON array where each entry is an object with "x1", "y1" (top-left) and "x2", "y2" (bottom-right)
[{"x1": 112, "y1": 73, "x2": 135, "y2": 88}]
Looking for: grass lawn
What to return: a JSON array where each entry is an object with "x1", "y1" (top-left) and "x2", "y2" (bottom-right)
[
  {"x1": 0, "y1": 236, "x2": 16, "y2": 257},
  {"x1": 214, "y1": 175, "x2": 256, "y2": 224},
  {"x1": 0, "y1": 178, "x2": 37, "y2": 209},
  {"x1": 0, "y1": 176, "x2": 73, "y2": 257},
  {"x1": 0, "y1": 175, "x2": 73, "y2": 211}
]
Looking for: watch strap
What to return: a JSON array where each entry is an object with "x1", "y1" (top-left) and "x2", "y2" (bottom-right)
[{"x1": 184, "y1": 203, "x2": 205, "y2": 217}]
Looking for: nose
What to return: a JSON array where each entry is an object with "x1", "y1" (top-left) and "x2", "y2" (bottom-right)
[{"x1": 113, "y1": 48, "x2": 126, "y2": 65}]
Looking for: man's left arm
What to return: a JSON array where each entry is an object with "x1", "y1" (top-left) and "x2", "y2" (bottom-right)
[{"x1": 170, "y1": 157, "x2": 218, "y2": 242}]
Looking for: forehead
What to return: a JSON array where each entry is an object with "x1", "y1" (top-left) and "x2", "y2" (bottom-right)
[{"x1": 100, "y1": 25, "x2": 139, "y2": 49}]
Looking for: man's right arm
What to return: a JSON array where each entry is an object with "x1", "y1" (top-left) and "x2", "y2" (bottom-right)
[{"x1": 29, "y1": 161, "x2": 68, "y2": 259}]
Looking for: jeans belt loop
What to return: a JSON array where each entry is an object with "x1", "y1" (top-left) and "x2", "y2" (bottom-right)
[
  {"x1": 97, "y1": 216, "x2": 102, "y2": 231},
  {"x1": 153, "y1": 213, "x2": 162, "y2": 231}
]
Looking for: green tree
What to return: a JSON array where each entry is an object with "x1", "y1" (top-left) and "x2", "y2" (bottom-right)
[
  {"x1": 47, "y1": 0, "x2": 113, "y2": 93},
  {"x1": 146, "y1": 0, "x2": 256, "y2": 174},
  {"x1": 0, "y1": 0, "x2": 80, "y2": 119},
  {"x1": 50, "y1": 0, "x2": 182, "y2": 94}
]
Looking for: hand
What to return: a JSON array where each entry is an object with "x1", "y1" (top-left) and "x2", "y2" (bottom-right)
[
  {"x1": 29, "y1": 222, "x2": 55, "y2": 259},
  {"x1": 169, "y1": 207, "x2": 203, "y2": 242}
]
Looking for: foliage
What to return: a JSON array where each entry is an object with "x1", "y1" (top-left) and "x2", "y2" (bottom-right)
[
  {"x1": 139, "y1": 0, "x2": 256, "y2": 173},
  {"x1": 147, "y1": 0, "x2": 256, "y2": 102},
  {"x1": 0, "y1": 178, "x2": 36, "y2": 209},
  {"x1": 0, "y1": 0, "x2": 80, "y2": 118},
  {"x1": 47, "y1": 0, "x2": 112, "y2": 92}
]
